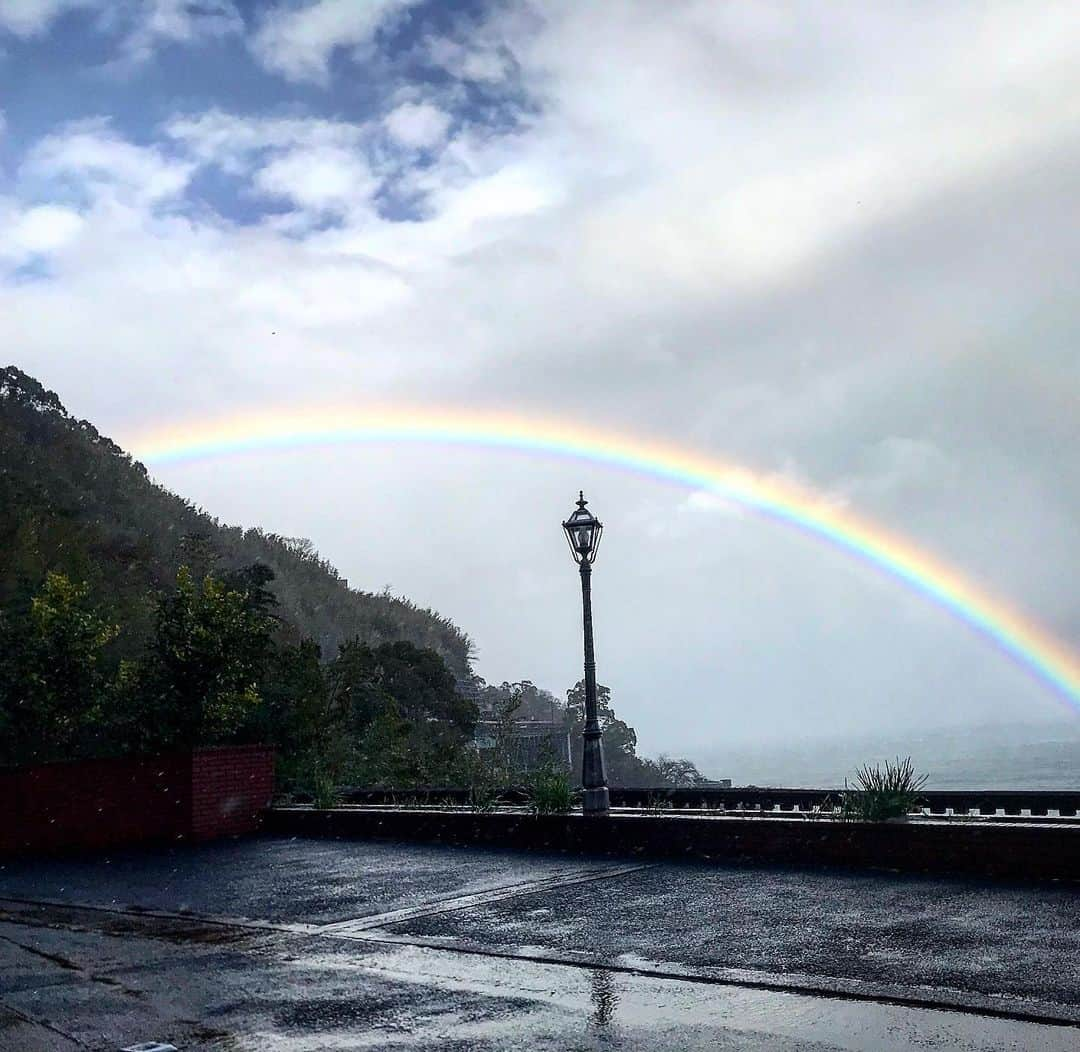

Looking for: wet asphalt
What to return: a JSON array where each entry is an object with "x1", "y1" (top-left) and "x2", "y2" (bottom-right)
[{"x1": 1, "y1": 834, "x2": 1079, "y2": 1049}]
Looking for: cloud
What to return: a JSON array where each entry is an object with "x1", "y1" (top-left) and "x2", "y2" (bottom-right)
[
  {"x1": 0, "y1": 202, "x2": 83, "y2": 266},
  {"x1": 118, "y1": 0, "x2": 242, "y2": 64},
  {"x1": 250, "y1": 0, "x2": 416, "y2": 85},
  {"x1": 166, "y1": 110, "x2": 367, "y2": 171},
  {"x1": 0, "y1": 0, "x2": 90, "y2": 37},
  {"x1": 424, "y1": 31, "x2": 512, "y2": 85},
  {"x1": 22, "y1": 119, "x2": 194, "y2": 206},
  {"x1": 0, "y1": 0, "x2": 241, "y2": 62},
  {"x1": 383, "y1": 101, "x2": 451, "y2": 150},
  {"x1": 3, "y1": 1, "x2": 1079, "y2": 756},
  {"x1": 255, "y1": 144, "x2": 378, "y2": 217},
  {"x1": 165, "y1": 110, "x2": 381, "y2": 223}
]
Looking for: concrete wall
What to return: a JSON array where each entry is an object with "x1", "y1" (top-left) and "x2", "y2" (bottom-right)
[
  {"x1": 1, "y1": 746, "x2": 274, "y2": 856},
  {"x1": 268, "y1": 807, "x2": 1080, "y2": 883}
]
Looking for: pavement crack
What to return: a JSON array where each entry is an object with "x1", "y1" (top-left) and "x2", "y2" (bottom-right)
[
  {"x1": 0, "y1": 930, "x2": 146, "y2": 999},
  {"x1": 0, "y1": 931, "x2": 81, "y2": 970},
  {"x1": 0, "y1": 996, "x2": 88, "y2": 1047}
]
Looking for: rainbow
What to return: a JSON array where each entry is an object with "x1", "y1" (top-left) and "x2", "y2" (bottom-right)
[{"x1": 129, "y1": 406, "x2": 1080, "y2": 712}]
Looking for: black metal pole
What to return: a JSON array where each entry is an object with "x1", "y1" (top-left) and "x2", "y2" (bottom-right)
[{"x1": 579, "y1": 558, "x2": 610, "y2": 814}]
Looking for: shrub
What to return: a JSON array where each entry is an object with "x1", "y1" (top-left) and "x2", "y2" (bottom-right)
[
  {"x1": 529, "y1": 766, "x2": 575, "y2": 814},
  {"x1": 841, "y1": 756, "x2": 928, "y2": 822},
  {"x1": 643, "y1": 791, "x2": 673, "y2": 813},
  {"x1": 312, "y1": 769, "x2": 340, "y2": 810}
]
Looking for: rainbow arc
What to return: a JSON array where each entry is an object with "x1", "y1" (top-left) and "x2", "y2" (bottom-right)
[{"x1": 129, "y1": 407, "x2": 1080, "y2": 712}]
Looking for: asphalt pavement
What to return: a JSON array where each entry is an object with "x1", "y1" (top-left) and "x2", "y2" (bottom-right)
[{"x1": 1, "y1": 835, "x2": 1078, "y2": 1049}]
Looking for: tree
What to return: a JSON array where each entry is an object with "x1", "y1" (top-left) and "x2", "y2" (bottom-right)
[
  {"x1": 136, "y1": 567, "x2": 274, "y2": 750},
  {"x1": 564, "y1": 679, "x2": 705, "y2": 788},
  {"x1": 651, "y1": 754, "x2": 706, "y2": 787},
  {"x1": 479, "y1": 680, "x2": 560, "y2": 722},
  {"x1": 220, "y1": 561, "x2": 279, "y2": 619},
  {"x1": 0, "y1": 572, "x2": 119, "y2": 765},
  {"x1": 565, "y1": 678, "x2": 643, "y2": 784},
  {"x1": 332, "y1": 639, "x2": 476, "y2": 736}
]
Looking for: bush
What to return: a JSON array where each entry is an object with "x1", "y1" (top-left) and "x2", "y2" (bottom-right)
[
  {"x1": 841, "y1": 756, "x2": 928, "y2": 822},
  {"x1": 312, "y1": 768, "x2": 340, "y2": 809},
  {"x1": 529, "y1": 766, "x2": 575, "y2": 814}
]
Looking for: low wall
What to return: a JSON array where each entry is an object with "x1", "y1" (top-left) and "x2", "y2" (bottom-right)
[
  {"x1": 335, "y1": 785, "x2": 1080, "y2": 818},
  {"x1": 1, "y1": 746, "x2": 274, "y2": 857},
  {"x1": 268, "y1": 807, "x2": 1080, "y2": 883}
]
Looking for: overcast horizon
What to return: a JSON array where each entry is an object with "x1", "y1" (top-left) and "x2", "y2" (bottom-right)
[{"x1": 3, "y1": 1, "x2": 1078, "y2": 765}]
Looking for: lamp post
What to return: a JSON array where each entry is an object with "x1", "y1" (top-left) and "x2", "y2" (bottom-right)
[{"x1": 562, "y1": 491, "x2": 610, "y2": 815}]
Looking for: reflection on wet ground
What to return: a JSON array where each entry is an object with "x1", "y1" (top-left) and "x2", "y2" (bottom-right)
[
  {"x1": 590, "y1": 969, "x2": 618, "y2": 1028},
  {"x1": 2, "y1": 837, "x2": 1079, "y2": 1049}
]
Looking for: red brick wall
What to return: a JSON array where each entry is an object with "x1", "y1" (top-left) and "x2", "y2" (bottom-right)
[
  {"x1": 190, "y1": 745, "x2": 275, "y2": 841},
  {"x1": 0, "y1": 746, "x2": 274, "y2": 856}
]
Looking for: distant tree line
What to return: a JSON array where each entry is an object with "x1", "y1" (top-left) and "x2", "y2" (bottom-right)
[{"x1": 467, "y1": 678, "x2": 708, "y2": 787}]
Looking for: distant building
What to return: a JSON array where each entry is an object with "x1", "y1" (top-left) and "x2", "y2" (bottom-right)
[{"x1": 474, "y1": 718, "x2": 571, "y2": 773}]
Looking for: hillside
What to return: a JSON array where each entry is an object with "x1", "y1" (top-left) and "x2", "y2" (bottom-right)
[{"x1": 0, "y1": 367, "x2": 472, "y2": 678}]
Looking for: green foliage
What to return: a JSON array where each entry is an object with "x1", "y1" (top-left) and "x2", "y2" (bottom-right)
[
  {"x1": 841, "y1": 757, "x2": 928, "y2": 822},
  {"x1": 467, "y1": 770, "x2": 500, "y2": 812},
  {"x1": 311, "y1": 764, "x2": 341, "y2": 809},
  {"x1": 324, "y1": 639, "x2": 479, "y2": 789},
  {"x1": 0, "y1": 572, "x2": 119, "y2": 765},
  {"x1": 133, "y1": 567, "x2": 274, "y2": 749},
  {"x1": 332, "y1": 639, "x2": 477, "y2": 735},
  {"x1": 0, "y1": 366, "x2": 473, "y2": 678},
  {"x1": 649, "y1": 754, "x2": 705, "y2": 788},
  {"x1": 528, "y1": 764, "x2": 575, "y2": 814}
]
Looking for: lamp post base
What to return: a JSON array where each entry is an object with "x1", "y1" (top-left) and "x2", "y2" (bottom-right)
[{"x1": 582, "y1": 786, "x2": 610, "y2": 814}]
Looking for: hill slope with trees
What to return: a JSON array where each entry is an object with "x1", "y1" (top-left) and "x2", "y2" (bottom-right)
[
  {"x1": 0, "y1": 366, "x2": 472, "y2": 678},
  {"x1": 1, "y1": 366, "x2": 707, "y2": 792}
]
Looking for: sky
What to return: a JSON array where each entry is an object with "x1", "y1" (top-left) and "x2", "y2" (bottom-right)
[{"x1": 2, "y1": 1, "x2": 1078, "y2": 770}]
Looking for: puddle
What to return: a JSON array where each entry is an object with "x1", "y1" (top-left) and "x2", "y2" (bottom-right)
[{"x1": 283, "y1": 941, "x2": 1080, "y2": 1051}]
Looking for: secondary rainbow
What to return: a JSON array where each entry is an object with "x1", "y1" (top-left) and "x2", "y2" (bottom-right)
[{"x1": 129, "y1": 406, "x2": 1080, "y2": 712}]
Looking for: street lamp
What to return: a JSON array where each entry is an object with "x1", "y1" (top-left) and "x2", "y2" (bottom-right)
[{"x1": 562, "y1": 491, "x2": 610, "y2": 815}]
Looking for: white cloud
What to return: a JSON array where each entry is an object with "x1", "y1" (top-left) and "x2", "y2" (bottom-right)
[
  {"x1": 0, "y1": 0, "x2": 239, "y2": 60},
  {"x1": 425, "y1": 34, "x2": 510, "y2": 85},
  {"x1": 23, "y1": 120, "x2": 194, "y2": 206},
  {"x1": 250, "y1": 0, "x2": 416, "y2": 85},
  {"x1": 165, "y1": 110, "x2": 381, "y2": 221},
  {"x1": 255, "y1": 144, "x2": 378, "y2": 216},
  {"x1": 0, "y1": 202, "x2": 83, "y2": 264},
  {"x1": 119, "y1": 0, "x2": 242, "y2": 64},
  {"x1": 0, "y1": 0, "x2": 90, "y2": 37},
  {"x1": 383, "y1": 101, "x2": 451, "y2": 150},
  {"x1": 166, "y1": 109, "x2": 367, "y2": 172}
]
